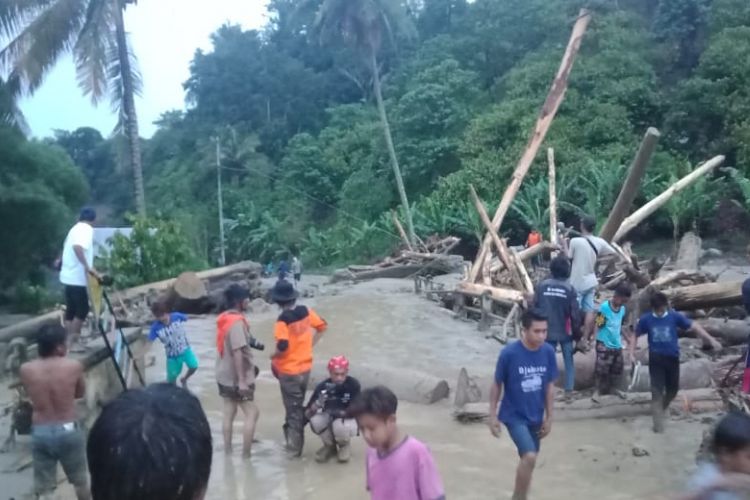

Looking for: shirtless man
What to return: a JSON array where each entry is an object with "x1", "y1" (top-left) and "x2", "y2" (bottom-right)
[{"x1": 20, "y1": 325, "x2": 90, "y2": 500}]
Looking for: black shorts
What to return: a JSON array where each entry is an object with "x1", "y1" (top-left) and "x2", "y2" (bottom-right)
[
  {"x1": 64, "y1": 286, "x2": 89, "y2": 321},
  {"x1": 294, "y1": 273, "x2": 301, "y2": 282},
  {"x1": 649, "y1": 352, "x2": 680, "y2": 399}
]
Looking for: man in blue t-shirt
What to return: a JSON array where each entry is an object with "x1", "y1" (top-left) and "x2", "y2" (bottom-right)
[
  {"x1": 633, "y1": 291, "x2": 721, "y2": 433},
  {"x1": 489, "y1": 308, "x2": 558, "y2": 500},
  {"x1": 149, "y1": 301, "x2": 199, "y2": 388}
]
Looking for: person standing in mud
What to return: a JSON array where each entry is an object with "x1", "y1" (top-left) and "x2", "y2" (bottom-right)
[
  {"x1": 592, "y1": 283, "x2": 634, "y2": 401},
  {"x1": 291, "y1": 255, "x2": 302, "y2": 287},
  {"x1": 148, "y1": 300, "x2": 199, "y2": 388},
  {"x1": 20, "y1": 324, "x2": 90, "y2": 500},
  {"x1": 489, "y1": 309, "x2": 557, "y2": 500},
  {"x1": 215, "y1": 284, "x2": 263, "y2": 458},
  {"x1": 58, "y1": 207, "x2": 100, "y2": 352},
  {"x1": 270, "y1": 280, "x2": 328, "y2": 457},
  {"x1": 633, "y1": 291, "x2": 721, "y2": 433},
  {"x1": 305, "y1": 355, "x2": 360, "y2": 463},
  {"x1": 533, "y1": 255, "x2": 581, "y2": 400},
  {"x1": 567, "y1": 214, "x2": 617, "y2": 347}
]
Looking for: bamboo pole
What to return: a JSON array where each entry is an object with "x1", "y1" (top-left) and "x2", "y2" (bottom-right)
[
  {"x1": 599, "y1": 127, "x2": 661, "y2": 242},
  {"x1": 613, "y1": 155, "x2": 725, "y2": 242},
  {"x1": 392, "y1": 210, "x2": 414, "y2": 251},
  {"x1": 468, "y1": 10, "x2": 592, "y2": 282},
  {"x1": 548, "y1": 147, "x2": 558, "y2": 249},
  {"x1": 469, "y1": 185, "x2": 527, "y2": 292}
]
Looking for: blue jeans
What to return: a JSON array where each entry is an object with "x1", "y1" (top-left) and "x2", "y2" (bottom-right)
[
  {"x1": 505, "y1": 422, "x2": 542, "y2": 456},
  {"x1": 547, "y1": 339, "x2": 575, "y2": 392}
]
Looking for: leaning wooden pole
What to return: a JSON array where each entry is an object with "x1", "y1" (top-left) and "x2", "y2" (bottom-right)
[
  {"x1": 469, "y1": 185, "x2": 528, "y2": 293},
  {"x1": 468, "y1": 10, "x2": 592, "y2": 282},
  {"x1": 613, "y1": 155, "x2": 725, "y2": 243},
  {"x1": 392, "y1": 210, "x2": 414, "y2": 251},
  {"x1": 598, "y1": 127, "x2": 661, "y2": 242},
  {"x1": 548, "y1": 147, "x2": 558, "y2": 248}
]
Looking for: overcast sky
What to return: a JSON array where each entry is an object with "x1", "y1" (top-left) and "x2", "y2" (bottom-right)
[{"x1": 18, "y1": 0, "x2": 269, "y2": 139}]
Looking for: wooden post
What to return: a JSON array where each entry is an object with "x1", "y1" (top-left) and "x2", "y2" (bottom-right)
[
  {"x1": 392, "y1": 210, "x2": 414, "y2": 251},
  {"x1": 468, "y1": 9, "x2": 591, "y2": 282},
  {"x1": 469, "y1": 185, "x2": 528, "y2": 292},
  {"x1": 414, "y1": 275, "x2": 422, "y2": 294},
  {"x1": 479, "y1": 292, "x2": 493, "y2": 331},
  {"x1": 599, "y1": 127, "x2": 661, "y2": 242},
  {"x1": 548, "y1": 148, "x2": 558, "y2": 249},
  {"x1": 613, "y1": 155, "x2": 725, "y2": 243}
]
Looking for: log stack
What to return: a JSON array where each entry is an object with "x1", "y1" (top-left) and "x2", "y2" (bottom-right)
[{"x1": 330, "y1": 236, "x2": 463, "y2": 283}]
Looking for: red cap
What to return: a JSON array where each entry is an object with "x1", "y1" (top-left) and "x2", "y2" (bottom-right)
[{"x1": 327, "y1": 355, "x2": 349, "y2": 372}]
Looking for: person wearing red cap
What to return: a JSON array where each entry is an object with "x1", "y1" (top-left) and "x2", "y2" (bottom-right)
[{"x1": 305, "y1": 355, "x2": 361, "y2": 463}]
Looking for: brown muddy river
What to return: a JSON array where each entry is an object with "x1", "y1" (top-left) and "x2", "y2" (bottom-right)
[{"x1": 3, "y1": 277, "x2": 709, "y2": 499}]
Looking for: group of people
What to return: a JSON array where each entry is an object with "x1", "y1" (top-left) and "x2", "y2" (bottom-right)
[
  {"x1": 16, "y1": 208, "x2": 750, "y2": 499},
  {"x1": 264, "y1": 255, "x2": 303, "y2": 284}
]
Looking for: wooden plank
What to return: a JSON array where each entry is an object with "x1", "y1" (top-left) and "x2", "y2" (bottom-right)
[
  {"x1": 468, "y1": 9, "x2": 592, "y2": 282},
  {"x1": 548, "y1": 147, "x2": 558, "y2": 249}
]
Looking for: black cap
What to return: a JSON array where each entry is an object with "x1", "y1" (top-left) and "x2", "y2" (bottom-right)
[{"x1": 271, "y1": 280, "x2": 298, "y2": 303}]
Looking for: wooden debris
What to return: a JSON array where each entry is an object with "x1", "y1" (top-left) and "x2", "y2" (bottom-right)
[
  {"x1": 548, "y1": 147, "x2": 558, "y2": 249},
  {"x1": 664, "y1": 281, "x2": 743, "y2": 310}
]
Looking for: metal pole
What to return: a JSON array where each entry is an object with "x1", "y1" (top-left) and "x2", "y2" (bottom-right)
[{"x1": 216, "y1": 137, "x2": 226, "y2": 266}]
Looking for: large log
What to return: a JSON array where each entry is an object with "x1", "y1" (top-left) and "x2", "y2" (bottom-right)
[
  {"x1": 0, "y1": 311, "x2": 62, "y2": 344},
  {"x1": 454, "y1": 388, "x2": 722, "y2": 423},
  {"x1": 673, "y1": 231, "x2": 702, "y2": 271},
  {"x1": 164, "y1": 272, "x2": 211, "y2": 314},
  {"x1": 599, "y1": 128, "x2": 661, "y2": 242},
  {"x1": 696, "y1": 318, "x2": 749, "y2": 346},
  {"x1": 613, "y1": 156, "x2": 725, "y2": 242},
  {"x1": 468, "y1": 10, "x2": 591, "y2": 282},
  {"x1": 455, "y1": 282, "x2": 525, "y2": 304},
  {"x1": 664, "y1": 281, "x2": 743, "y2": 310}
]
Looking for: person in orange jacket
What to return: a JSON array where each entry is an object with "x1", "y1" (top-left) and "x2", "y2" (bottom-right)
[
  {"x1": 269, "y1": 280, "x2": 327, "y2": 457},
  {"x1": 526, "y1": 227, "x2": 543, "y2": 269}
]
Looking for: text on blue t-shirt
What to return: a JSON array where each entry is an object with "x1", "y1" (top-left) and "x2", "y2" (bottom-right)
[
  {"x1": 595, "y1": 300, "x2": 626, "y2": 349},
  {"x1": 148, "y1": 312, "x2": 189, "y2": 358},
  {"x1": 495, "y1": 341, "x2": 558, "y2": 425},
  {"x1": 635, "y1": 310, "x2": 692, "y2": 358}
]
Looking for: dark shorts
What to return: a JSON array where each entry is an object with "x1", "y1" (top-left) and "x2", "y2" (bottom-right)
[
  {"x1": 64, "y1": 285, "x2": 89, "y2": 321},
  {"x1": 218, "y1": 383, "x2": 255, "y2": 402},
  {"x1": 32, "y1": 423, "x2": 87, "y2": 494},
  {"x1": 294, "y1": 273, "x2": 301, "y2": 282},
  {"x1": 649, "y1": 352, "x2": 680, "y2": 400},
  {"x1": 505, "y1": 422, "x2": 542, "y2": 456}
]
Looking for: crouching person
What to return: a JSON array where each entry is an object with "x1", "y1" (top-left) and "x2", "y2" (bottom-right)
[{"x1": 305, "y1": 356, "x2": 361, "y2": 463}]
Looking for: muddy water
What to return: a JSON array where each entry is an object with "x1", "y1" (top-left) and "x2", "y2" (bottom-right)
[{"x1": 147, "y1": 277, "x2": 706, "y2": 500}]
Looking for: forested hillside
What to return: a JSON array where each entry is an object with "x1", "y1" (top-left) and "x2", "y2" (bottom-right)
[{"x1": 6, "y1": 0, "x2": 750, "y2": 289}]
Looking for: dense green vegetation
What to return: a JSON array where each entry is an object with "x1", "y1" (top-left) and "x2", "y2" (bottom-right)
[{"x1": 5, "y1": 0, "x2": 750, "y2": 301}]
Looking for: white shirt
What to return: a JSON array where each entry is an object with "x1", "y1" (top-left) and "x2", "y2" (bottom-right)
[
  {"x1": 568, "y1": 235, "x2": 615, "y2": 292},
  {"x1": 59, "y1": 222, "x2": 94, "y2": 286}
]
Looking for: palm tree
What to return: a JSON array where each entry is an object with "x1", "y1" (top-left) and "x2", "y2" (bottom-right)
[
  {"x1": 314, "y1": 0, "x2": 417, "y2": 245},
  {"x1": 0, "y1": 0, "x2": 146, "y2": 214}
]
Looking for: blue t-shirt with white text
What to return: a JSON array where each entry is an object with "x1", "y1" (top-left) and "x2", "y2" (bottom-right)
[
  {"x1": 148, "y1": 312, "x2": 189, "y2": 358},
  {"x1": 495, "y1": 341, "x2": 558, "y2": 425},
  {"x1": 635, "y1": 310, "x2": 692, "y2": 358}
]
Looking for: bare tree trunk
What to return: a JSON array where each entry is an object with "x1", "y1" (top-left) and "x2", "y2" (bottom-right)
[
  {"x1": 370, "y1": 49, "x2": 415, "y2": 245},
  {"x1": 114, "y1": 6, "x2": 146, "y2": 215}
]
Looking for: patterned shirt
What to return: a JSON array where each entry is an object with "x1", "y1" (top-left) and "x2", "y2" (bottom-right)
[{"x1": 149, "y1": 313, "x2": 190, "y2": 358}]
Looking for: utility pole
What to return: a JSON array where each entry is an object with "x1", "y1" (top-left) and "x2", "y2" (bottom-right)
[{"x1": 215, "y1": 137, "x2": 226, "y2": 266}]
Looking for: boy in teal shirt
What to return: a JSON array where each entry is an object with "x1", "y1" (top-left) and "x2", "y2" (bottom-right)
[{"x1": 593, "y1": 283, "x2": 634, "y2": 401}]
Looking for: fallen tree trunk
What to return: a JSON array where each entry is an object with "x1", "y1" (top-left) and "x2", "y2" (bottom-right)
[
  {"x1": 455, "y1": 282, "x2": 525, "y2": 304},
  {"x1": 650, "y1": 270, "x2": 716, "y2": 289},
  {"x1": 308, "y1": 361, "x2": 450, "y2": 405},
  {"x1": 0, "y1": 311, "x2": 62, "y2": 344},
  {"x1": 332, "y1": 257, "x2": 464, "y2": 283},
  {"x1": 696, "y1": 318, "x2": 749, "y2": 346},
  {"x1": 613, "y1": 155, "x2": 725, "y2": 243},
  {"x1": 164, "y1": 272, "x2": 210, "y2": 314},
  {"x1": 454, "y1": 388, "x2": 722, "y2": 423},
  {"x1": 548, "y1": 148, "x2": 558, "y2": 249},
  {"x1": 468, "y1": 10, "x2": 591, "y2": 282},
  {"x1": 673, "y1": 232, "x2": 702, "y2": 271},
  {"x1": 664, "y1": 281, "x2": 743, "y2": 310},
  {"x1": 599, "y1": 127, "x2": 661, "y2": 242}
]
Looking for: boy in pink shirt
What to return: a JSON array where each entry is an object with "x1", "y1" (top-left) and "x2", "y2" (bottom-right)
[{"x1": 349, "y1": 386, "x2": 445, "y2": 500}]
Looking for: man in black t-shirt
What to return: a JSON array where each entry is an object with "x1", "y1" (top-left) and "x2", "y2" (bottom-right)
[{"x1": 305, "y1": 355, "x2": 361, "y2": 463}]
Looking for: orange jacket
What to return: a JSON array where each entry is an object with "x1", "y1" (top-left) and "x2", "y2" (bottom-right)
[
  {"x1": 272, "y1": 306, "x2": 327, "y2": 376},
  {"x1": 526, "y1": 231, "x2": 542, "y2": 247},
  {"x1": 216, "y1": 311, "x2": 249, "y2": 357}
]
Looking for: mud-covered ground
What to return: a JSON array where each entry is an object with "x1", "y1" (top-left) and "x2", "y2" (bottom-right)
[{"x1": 2, "y1": 274, "x2": 722, "y2": 499}]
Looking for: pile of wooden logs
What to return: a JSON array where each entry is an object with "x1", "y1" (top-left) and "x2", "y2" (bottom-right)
[{"x1": 331, "y1": 234, "x2": 463, "y2": 283}]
